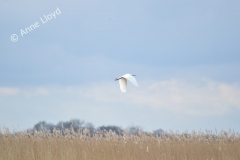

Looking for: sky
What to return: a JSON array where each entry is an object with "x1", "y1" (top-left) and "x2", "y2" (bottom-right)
[{"x1": 1, "y1": 0, "x2": 240, "y2": 133}]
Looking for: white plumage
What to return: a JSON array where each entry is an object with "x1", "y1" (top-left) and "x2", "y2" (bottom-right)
[{"x1": 115, "y1": 74, "x2": 138, "y2": 92}]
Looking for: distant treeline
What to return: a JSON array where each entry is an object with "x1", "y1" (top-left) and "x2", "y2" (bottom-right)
[{"x1": 32, "y1": 119, "x2": 165, "y2": 135}]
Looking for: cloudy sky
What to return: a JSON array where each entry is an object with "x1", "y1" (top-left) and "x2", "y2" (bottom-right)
[{"x1": 1, "y1": 0, "x2": 240, "y2": 132}]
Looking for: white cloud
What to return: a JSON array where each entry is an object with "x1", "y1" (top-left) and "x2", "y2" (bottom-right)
[
  {"x1": 34, "y1": 88, "x2": 50, "y2": 96},
  {"x1": 0, "y1": 87, "x2": 50, "y2": 98},
  {"x1": 0, "y1": 87, "x2": 20, "y2": 96},
  {"x1": 81, "y1": 79, "x2": 240, "y2": 116},
  {"x1": 141, "y1": 79, "x2": 240, "y2": 115},
  {"x1": 1, "y1": 79, "x2": 239, "y2": 117}
]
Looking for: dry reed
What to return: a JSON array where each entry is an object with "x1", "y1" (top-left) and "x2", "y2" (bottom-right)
[{"x1": 1, "y1": 127, "x2": 240, "y2": 160}]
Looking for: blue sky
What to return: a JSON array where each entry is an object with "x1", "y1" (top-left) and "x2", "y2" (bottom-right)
[{"x1": 1, "y1": 0, "x2": 240, "y2": 132}]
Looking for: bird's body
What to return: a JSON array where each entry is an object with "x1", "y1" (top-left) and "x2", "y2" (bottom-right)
[{"x1": 115, "y1": 74, "x2": 138, "y2": 92}]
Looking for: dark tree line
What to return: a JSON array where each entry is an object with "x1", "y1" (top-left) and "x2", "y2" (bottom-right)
[
  {"x1": 33, "y1": 119, "x2": 94, "y2": 133},
  {"x1": 32, "y1": 119, "x2": 165, "y2": 135}
]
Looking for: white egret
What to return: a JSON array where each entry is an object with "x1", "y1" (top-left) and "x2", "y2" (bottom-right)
[{"x1": 115, "y1": 74, "x2": 138, "y2": 92}]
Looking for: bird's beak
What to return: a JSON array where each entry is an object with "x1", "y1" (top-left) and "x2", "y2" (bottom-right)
[{"x1": 115, "y1": 78, "x2": 118, "y2": 81}]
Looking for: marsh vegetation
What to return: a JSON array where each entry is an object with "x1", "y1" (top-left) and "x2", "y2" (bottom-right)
[{"x1": 1, "y1": 126, "x2": 240, "y2": 160}]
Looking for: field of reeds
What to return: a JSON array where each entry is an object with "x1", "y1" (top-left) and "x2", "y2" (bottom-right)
[{"x1": 1, "y1": 127, "x2": 240, "y2": 160}]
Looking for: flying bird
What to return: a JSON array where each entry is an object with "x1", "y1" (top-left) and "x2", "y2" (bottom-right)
[{"x1": 115, "y1": 74, "x2": 138, "y2": 92}]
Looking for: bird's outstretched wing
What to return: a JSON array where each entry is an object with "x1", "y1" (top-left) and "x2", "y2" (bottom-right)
[
  {"x1": 119, "y1": 78, "x2": 127, "y2": 92},
  {"x1": 122, "y1": 74, "x2": 138, "y2": 86}
]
